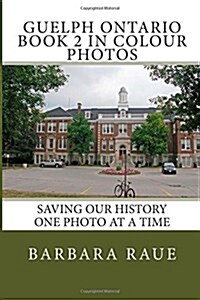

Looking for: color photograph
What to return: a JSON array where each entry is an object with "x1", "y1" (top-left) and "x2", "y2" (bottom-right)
[
  {"x1": 2, "y1": 65, "x2": 200, "y2": 198},
  {"x1": 1, "y1": 0, "x2": 200, "y2": 299}
]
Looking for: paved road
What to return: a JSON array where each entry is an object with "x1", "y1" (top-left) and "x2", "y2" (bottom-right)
[{"x1": 3, "y1": 166, "x2": 200, "y2": 197}]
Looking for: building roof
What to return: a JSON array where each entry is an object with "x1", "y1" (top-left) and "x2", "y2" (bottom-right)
[
  {"x1": 45, "y1": 106, "x2": 157, "y2": 120},
  {"x1": 66, "y1": 106, "x2": 156, "y2": 120},
  {"x1": 46, "y1": 107, "x2": 72, "y2": 117}
]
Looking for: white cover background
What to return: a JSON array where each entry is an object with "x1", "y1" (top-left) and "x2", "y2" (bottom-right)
[
  {"x1": 2, "y1": 199, "x2": 200, "y2": 231},
  {"x1": 2, "y1": 0, "x2": 200, "y2": 63}
]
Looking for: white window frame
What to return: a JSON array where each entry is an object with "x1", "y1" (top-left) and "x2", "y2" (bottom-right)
[
  {"x1": 102, "y1": 155, "x2": 107, "y2": 165},
  {"x1": 109, "y1": 140, "x2": 114, "y2": 151},
  {"x1": 196, "y1": 126, "x2": 200, "y2": 132},
  {"x1": 48, "y1": 138, "x2": 54, "y2": 149},
  {"x1": 120, "y1": 110, "x2": 126, "y2": 118},
  {"x1": 132, "y1": 143, "x2": 137, "y2": 151},
  {"x1": 181, "y1": 156, "x2": 192, "y2": 167},
  {"x1": 89, "y1": 155, "x2": 94, "y2": 165},
  {"x1": 35, "y1": 154, "x2": 44, "y2": 164},
  {"x1": 90, "y1": 142, "x2": 94, "y2": 151},
  {"x1": 173, "y1": 123, "x2": 176, "y2": 134},
  {"x1": 85, "y1": 111, "x2": 91, "y2": 119},
  {"x1": 181, "y1": 138, "x2": 191, "y2": 150},
  {"x1": 58, "y1": 137, "x2": 67, "y2": 149},
  {"x1": 58, "y1": 155, "x2": 66, "y2": 161},
  {"x1": 90, "y1": 124, "x2": 95, "y2": 130},
  {"x1": 109, "y1": 155, "x2": 114, "y2": 164},
  {"x1": 36, "y1": 122, "x2": 45, "y2": 132},
  {"x1": 119, "y1": 124, "x2": 127, "y2": 134},
  {"x1": 102, "y1": 124, "x2": 114, "y2": 134},
  {"x1": 48, "y1": 121, "x2": 56, "y2": 132},
  {"x1": 196, "y1": 139, "x2": 200, "y2": 150},
  {"x1": 59, "y1": 121, "x2": 67, "y2": 132},
  {"x1": 102, "y1": 140, "x2": 107, "y2": 151},
  {"x1": 36, "y1": 136, "x2": 44, "y2": 149},
  {"x1": 132, "y1": 123, "x2": 141, "y2": 132}
]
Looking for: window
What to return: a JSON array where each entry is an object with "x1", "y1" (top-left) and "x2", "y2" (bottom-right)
[
  {"x1": 196, "y1": 126, "x2": 200, "y2": 132},
  {"x1": 36, "y1": 136, "x2": 44, "y2": 149},
  {"x1": 35, "y1": 154, "x2": 44, "y2": 164},
  {"x1": 196, "y1": 139, "x2": 200, "y2": 150},
  {"x1": 48, "y1": 121, "x2": 56, "y2": 132},
  {"x1": 89, "y1": 155, "x2": 94, "y2": 165},
  {"x1": 102, "y1": 124, "x2": 114, "y2": 134},
  {"x1": 58, "y1": 137, "x2": 67, "y2": 149},
  {"x1": 102, "y1": 155, "x2": 107, "y2": 165},
  {"x1": 36, "y1": 122, "x2": 45, "y2": 132},
  {"x1": 109, "y1": 140, "x2": 114, "y2": 151},
  {"x1": 181, "y1": 156, "x2": 192, "y2": 167},
  {"x1": 173, "y1": 123, "x2": 176, "y2": 134},
  {"x1": 132, "y1": 143, "x2": 137, "y2": 151},
  {"x1": 119, "y1": 124, "x2": 127, "y2": 134},
  {"x1": 48, "y1": 138, "x2": 54, "y2": 149},
  {"x1": 109, "y1": 156, "x2": 114, "y2": 164},
  {"x1": 58, "y1": 155, "x2": 66, "y2": 161},
  {"x1": 90, "y1": 124, "x2": 95, "y2": 131},
  {"x1": 132, "y1": 123, "x2": 141, "y2": 132},
  {"x1": 59, "y1": 121, "x2": 67, "y2": 132},
  {"x1": 181, "y1": 139, "x2": 191, "y2": 150},
  {"x1": 90, "y1": 142, "x2": 94, "y2": 151},
  {"x1": 120, "y1": 110, "x2": 126, "y2": 118},
  {"x1": 85, "y1": 111, "x2": 91, "y2": 119},
  {"x1": 102, "y1": 140, "x2": 107, "y2": 151}
]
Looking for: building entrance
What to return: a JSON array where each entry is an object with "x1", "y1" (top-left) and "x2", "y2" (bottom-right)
[{"x1": 119, "y1": 145, "x2": 126, "y2": 159}]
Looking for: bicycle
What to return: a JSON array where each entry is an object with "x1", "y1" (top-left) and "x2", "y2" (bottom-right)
[{"x1": 114, "y1": 180, "x2": 136, "y2": 198}]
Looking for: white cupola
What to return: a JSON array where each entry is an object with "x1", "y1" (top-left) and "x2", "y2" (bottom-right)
[{"x1": 118, "y1": 87, "x2": 129, "y2": 111}]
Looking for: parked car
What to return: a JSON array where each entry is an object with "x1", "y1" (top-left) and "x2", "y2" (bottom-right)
[
  {"x1": 162, "y1": 162, "x2": 176, "y2": 174},
  {"x1": 39, "y1": 159, "x2": 64, "y2": 168}
]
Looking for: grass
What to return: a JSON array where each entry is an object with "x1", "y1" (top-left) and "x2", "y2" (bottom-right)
[
  {"x1": 2, "y1": 189, "x2": 195, "y2": 198},
  {"x1": 2, "y1": 189, "x2": 115, "y2": 198}
]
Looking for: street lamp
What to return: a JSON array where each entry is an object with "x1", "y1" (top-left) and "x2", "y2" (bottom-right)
[
  {"x1": 176, "y1": 156, "x2": 178, "y2": 168},
  {"x1": 124, "y1": 151, "x2": 130, "y2": 198},
  {"x1": 6, "y1": 154, "x2": 10, "y2": 168}
]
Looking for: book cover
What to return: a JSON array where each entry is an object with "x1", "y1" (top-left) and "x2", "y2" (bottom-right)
[{"x1": 1, "y1": 0, "x2": 200, "y2": 299}]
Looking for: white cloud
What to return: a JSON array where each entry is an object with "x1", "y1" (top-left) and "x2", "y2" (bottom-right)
[{"x1": 44, "y1": 65, "x2": 179, "y2": 110}]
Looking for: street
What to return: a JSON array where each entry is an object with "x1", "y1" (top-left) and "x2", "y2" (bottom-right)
[{"x1": 3, "y1": 166, "x2": 200, "y2": 198}]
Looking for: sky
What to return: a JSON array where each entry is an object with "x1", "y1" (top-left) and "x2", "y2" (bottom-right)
[{"x1": 44, "y1": 65, "x2": 179, "y2": 110}]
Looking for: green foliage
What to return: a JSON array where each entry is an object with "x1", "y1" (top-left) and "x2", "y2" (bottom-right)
[
  {"x1": 145, "y1": 65, "x2": 200, "y2": 131},
  {"x1": 131, "y1": 113, "x2": 169, "y2": 162},
  {"x1": 116, "y1": 165, "x2": 122, "y2": 171},
  {"x1": 3, "y1": 65, "x2": 68, "y2": 161},
  {"x1": 67, "y1": 113, "x2": 94, "y2": 162}
]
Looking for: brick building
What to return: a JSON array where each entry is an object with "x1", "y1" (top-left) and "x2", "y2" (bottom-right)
[{"x1": 34, "y1": 87, "x2": 200, "y2": 168}]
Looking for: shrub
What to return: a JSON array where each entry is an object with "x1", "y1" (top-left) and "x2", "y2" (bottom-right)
[
  {"x1": 71, "y1": 160, "x2": 79, "y2": 165},
  {"x1": 99, "y1": 168, "x2": 141, "y2": 175},
  {"x1": 116, "y1": 165, "x2": 122, "y2": 171}
]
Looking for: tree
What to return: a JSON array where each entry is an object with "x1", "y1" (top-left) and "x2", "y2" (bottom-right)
[
  {"x1": 67, "y1": 112, "x2": 94, "y2": 163},
  {"x1": 131, "y1": 113, "x2": 169, "y2": 165},
  {"x1": 145, "y1": 65, "x2": 200, "y2": 132},
  {"x1": 2, "y1": 65, "x2": 68, "y2": 162}
]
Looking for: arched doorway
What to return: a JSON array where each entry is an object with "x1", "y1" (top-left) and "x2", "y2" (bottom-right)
[{"x1": 119, "y1": 145, "x2": 126, "y2": 159}]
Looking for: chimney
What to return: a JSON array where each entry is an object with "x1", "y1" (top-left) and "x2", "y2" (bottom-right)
[{"x1": 77, "y1": 102, "x2": 82, "y2": 113}]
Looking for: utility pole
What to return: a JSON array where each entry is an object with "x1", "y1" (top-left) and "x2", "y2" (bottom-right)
[{"x1": 124, "y1": 152, "x2": 127, "y2": 197}]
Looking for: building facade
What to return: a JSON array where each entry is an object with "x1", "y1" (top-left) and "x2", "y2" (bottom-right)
[{"x1": 34, "y1": 87, "x2": 200, "y2": 168}]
